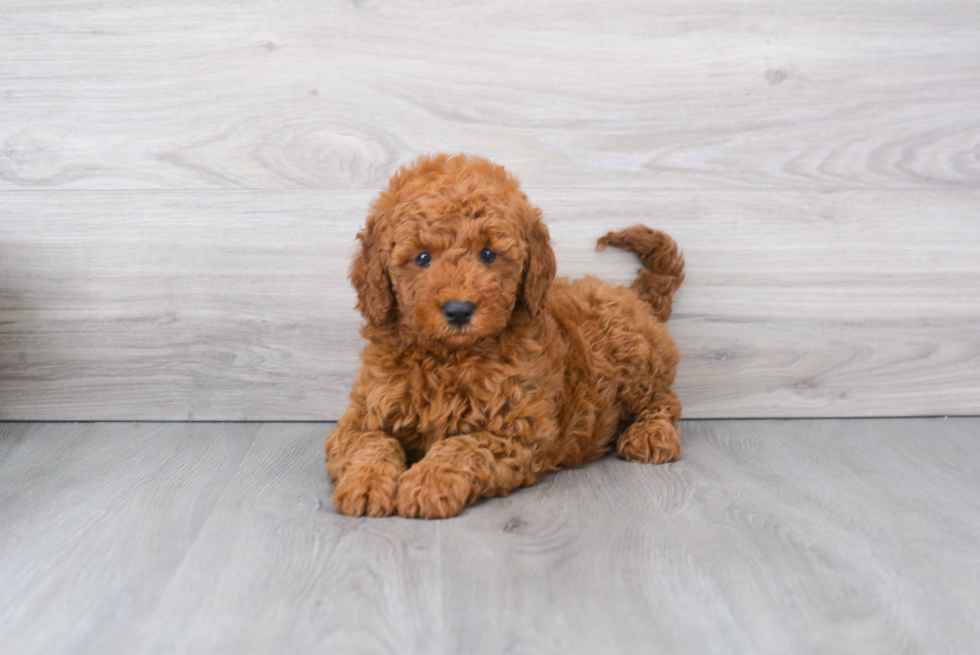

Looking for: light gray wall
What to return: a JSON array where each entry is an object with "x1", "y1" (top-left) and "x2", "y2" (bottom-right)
[{"x1": 1, "y1": 0, "x2": 977, "y2": 419}]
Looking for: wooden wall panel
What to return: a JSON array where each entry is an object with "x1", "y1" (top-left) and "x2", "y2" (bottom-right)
[
  {"x1": 0, "y1": 1, "x2": 977, "y2": 191},
  {"x1": 1, "y1": 0, "x2": 977, "y2": 418},
  {"x1": 1, "y1": 190, "x2": 976, "y2": 419}
]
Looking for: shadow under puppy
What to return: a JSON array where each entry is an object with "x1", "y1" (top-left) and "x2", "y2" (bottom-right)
[{"x1": 326, "y1": 153, "x2": 684, "y2": 519}]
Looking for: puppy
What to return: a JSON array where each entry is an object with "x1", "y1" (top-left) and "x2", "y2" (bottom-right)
[{"x1": 326, "y1": 154, "x2": 684, "y2": 518}]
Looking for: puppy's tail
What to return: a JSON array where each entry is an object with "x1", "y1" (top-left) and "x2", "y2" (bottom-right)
[{"x1": 596, "y1": 225, "x2": 684, "y2": 322}]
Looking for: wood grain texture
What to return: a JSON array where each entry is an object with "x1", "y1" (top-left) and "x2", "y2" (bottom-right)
[
  {"x1": 134, "y1": 422, "x2": 446, "y2": 655},
  {"x1": 0, "y1": 0, "x2": 978, "y2": 190},
  {"x1": 2, "y1": 189, "x2": 977, "y2": 419},
  {"x1": 434, "y1": 417, "x2": 980, "y2": 654},
  {"x1": 2, "y1": 0, "x2": 978, "y2": 419},
  {"x1": 2, "y1": 419, "x2": 979, "y2": 654},
  {"x1": 0, "y1": 192, "x2": 369, "y2": 421},
  {"x1": 0, "y1": 422, "x2": 261, "y2": 655}
]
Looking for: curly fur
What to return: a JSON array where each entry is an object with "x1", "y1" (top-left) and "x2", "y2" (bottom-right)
[{"x1": 326, "y1": 153, "x2": 685, "y2": 518}]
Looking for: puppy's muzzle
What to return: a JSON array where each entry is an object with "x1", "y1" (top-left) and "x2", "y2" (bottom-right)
[{"x1": 442, "y1": 300, "x2": 476, "y2": 327}]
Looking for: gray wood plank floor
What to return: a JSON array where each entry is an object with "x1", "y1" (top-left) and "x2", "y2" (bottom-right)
[{"x1": 1, "y1": 419, "x2": 978, "y2": 654}]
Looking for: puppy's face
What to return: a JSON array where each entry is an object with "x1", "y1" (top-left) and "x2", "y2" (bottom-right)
[
  {"x1": 351, "y1": 154, "x2": 555, "y2": 348},
  {"x1": 388, "y1": 206, "x2": 526, "y2": 347}
]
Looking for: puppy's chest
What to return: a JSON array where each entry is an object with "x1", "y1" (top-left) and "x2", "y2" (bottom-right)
[{"x1": 368, "y1": 364, "x2": 501, "y2": 445}]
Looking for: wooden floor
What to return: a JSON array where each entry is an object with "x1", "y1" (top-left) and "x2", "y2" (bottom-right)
[{"x1": 1, "y1": 418, "x2": 978, "y2": 654}]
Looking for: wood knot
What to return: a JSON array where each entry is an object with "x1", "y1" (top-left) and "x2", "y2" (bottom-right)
[
  {"x1": 502, "y1": 517, "x2": 527, "y2": 533},
  {"x1": 765, "y1": 69, "x2": 789, "y2": 85}
]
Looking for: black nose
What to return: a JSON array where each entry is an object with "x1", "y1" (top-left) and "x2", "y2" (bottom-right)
[{"x1": 442, "y1": 300, "x2": 476, "y2": 327}]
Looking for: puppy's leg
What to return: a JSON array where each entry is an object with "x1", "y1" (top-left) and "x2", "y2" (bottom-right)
[
  {"x1": 326, "y1": 418, "x2": 407, "y2": 517},
  {"x1": 396, "y1": 433, "x2": 535, "y2": 519},
  {"x1": 617, "y1": 389, "x2": 681, "y2": 464}
]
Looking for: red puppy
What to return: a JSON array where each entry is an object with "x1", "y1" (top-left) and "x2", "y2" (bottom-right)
[{"x1": 326, "y1": 154, "x2": 684, "y2": 518}]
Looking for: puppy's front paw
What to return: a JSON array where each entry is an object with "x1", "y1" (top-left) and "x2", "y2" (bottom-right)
[
  {"x1": 333, "y1": 462, "x2": 400, "y2": 517},
  {"x1": 396, "y1": 463, "x2": 473, "y2": 519},
  {"x1": 617, "y1": 417, "x2": 681, "y2": 464}
]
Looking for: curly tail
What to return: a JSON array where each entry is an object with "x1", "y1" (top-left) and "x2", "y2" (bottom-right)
[{"x1": 596, "y1": 225, "x2": 685, "y2": 322}]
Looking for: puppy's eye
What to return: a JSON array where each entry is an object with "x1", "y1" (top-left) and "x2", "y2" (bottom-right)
[
  {"x1": 479, "y1": 248, "x2": 497, "y2": 263},
  {"x1": 415, "y1": 252, "x2": 432, "y2": 267}
]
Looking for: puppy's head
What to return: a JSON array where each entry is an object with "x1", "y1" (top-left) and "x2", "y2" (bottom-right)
[{"x1": 350, "y1": 153, "x2": 555, "y2": 347}]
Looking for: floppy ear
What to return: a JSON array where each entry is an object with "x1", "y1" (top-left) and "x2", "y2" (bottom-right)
[
  {"x1": 349, "y1": 228, "x2": 395, "y2": 327},
  {"x1": 520, "y1": 212, "x2": 556, "y2": 317}
]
